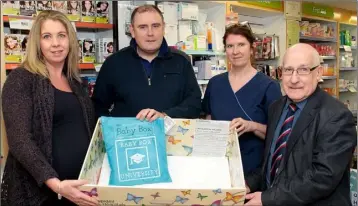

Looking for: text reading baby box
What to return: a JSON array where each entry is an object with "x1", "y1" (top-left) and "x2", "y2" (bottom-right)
[{"x1": 101, "y1": 117, "x2": 171, "y2": 186}]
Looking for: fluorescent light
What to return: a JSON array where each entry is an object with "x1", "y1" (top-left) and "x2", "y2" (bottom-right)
[
  {"x1": 350, "y1": 16, "x2": 357, "y2": 21},
  {"x1": 334, "y1": 12, "x2": 341, "y2": 19}
]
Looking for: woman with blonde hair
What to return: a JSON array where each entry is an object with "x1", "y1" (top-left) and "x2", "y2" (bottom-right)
[{"x1": 1, "y1": 10, "x2": 98, "y2": 206}]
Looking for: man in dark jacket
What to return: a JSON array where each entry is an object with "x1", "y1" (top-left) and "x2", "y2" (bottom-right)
[
  {"x1": 92, "y1": 5, "x2": 201, "y2": 121},
  {"x1": 245, "y1": 43, "x2": 357, "y2": 206}
]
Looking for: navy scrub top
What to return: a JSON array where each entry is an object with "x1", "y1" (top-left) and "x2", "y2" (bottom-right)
[{"x1": 202, "y1": 72, "x2": 282, "y2": 175}]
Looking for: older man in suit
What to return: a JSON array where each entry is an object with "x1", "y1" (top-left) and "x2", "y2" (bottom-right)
[{"x1": 244, "y1": 43, "x2": 357, "y2": 206}]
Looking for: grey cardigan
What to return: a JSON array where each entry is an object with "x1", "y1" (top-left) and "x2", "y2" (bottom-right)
[{"x1": 1, "y1": 68, "x2": 95, "y2": 206}]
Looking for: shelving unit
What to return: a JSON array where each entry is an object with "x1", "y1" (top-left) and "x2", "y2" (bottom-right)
[
  {"x1": 0, "y1": 1, "x2": 119, "y2": 176},
  {"x1": 227, "y1": 1, "x2": 284, "y2": 83},
  {"x1": 3, "y1": 15, "x2": 114, "y2": 29},
  {"x1": 2, "y1": 2, "x2": 117, "y2": 75},
  {"x1": 299, "y1": 17, "x2": 339, "y2": 99},
  {"x1": 300, "y1": 35, "x2": 337, "y2": 42},
  {"x1": 184, "y1": 50, "x2": 226, "y2": 56},
  {"x1": 338, "y1": 23, "x2": 358, "y2": 115}
]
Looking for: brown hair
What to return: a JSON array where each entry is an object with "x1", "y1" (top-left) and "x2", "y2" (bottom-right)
[
  {"x1": 21, "y1": 10, "x2": 81, "y2": 82},
  {"x1": 130, "y1": 5, "x2": 164, "y2": 24},
  {"x1": 223, "y1": 24, "x2": 255, "y2": 50}
]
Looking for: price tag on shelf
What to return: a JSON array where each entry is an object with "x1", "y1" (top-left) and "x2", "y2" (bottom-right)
[
  {"x1": 348, "y1": 86, "x2": 357, "y2": 93},
  {"x1": 344, "y1": 46, "x2": 352, "y2": 52},
  {"x1": 9, "y1": 18, "x2": 33, "y2": 30},
  {"x1": 94, "y1": 64, "x2": 102, "y2": 72}
]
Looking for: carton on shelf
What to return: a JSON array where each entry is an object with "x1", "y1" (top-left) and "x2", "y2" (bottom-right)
[
  {"x1": 4, "y1": 34, "x2": 23, "y2": 63},
  {"x1": 2, "y1": 1, "x2": 20, "y2": 15},
  {"x1": 67, "y1": 0, "x2": 81, "y2": 21},
  {"x1": 81, "y1": 0, "x2": 96, "y2": 23},
  {"x1": 178, "y1": 2, "x2": 199, "y2": 21},
  {"x1": 96, "y1": 1, "x2": 109, "y2": 24},
  {"x1": 19, "y1": 1, "x2": 36, "y2": 17},
  {"x1": 82, "y1": 38, "x2": 96, "y2": 63},
  {"x1": 79, "y1": 119, "x2": 246, "y2": 205},
  {"x1": 96, "y1": 38, "x2": 113, "y2": 63}
]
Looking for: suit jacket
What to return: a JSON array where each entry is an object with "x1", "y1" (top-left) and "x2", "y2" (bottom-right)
[
  {"x1": 1, "y1": 68, "x2": 95, "y2": 206},
  {"x1": 245, "y1": 87, "x2": 357, "y2": 206}
]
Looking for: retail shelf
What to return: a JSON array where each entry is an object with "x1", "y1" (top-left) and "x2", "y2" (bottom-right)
[
  {"x1": 320, "y1": 56, "x2": 336, "y2": 60},
  {"x1": 197, "y1": 80, "x2": 209, "y2": 85},
  {"x1": 340, "y1": 45, "x2": 357, "y2": 50},
  {"x1": 299, "y1": 35, "x2": 337, "y2": 42},
  {"x1": 2, "y1": 15, "x2": 113, "y2": 29},
  {"x1": 340, "y1": 67, "x2": 358, "y2": 71},
  {"x1": 340, "y1": 88, "x2": 349, "y2": 92},
  {"x1": 184, "y1": 50, "x2": 226, "y2": 56},
  {"x1": 321, "y1": 76, "x2": 337, "y2": 80},
  {"x1": 5, "y1": 63, "x2": 96, "y2": 70}
]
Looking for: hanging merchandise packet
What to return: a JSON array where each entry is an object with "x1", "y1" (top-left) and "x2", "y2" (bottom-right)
[{"x1": 101, "y1": 117, "x2": 172, "y2": 186}]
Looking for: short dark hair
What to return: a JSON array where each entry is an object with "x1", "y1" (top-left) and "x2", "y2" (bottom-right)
[
  {"x1": 223, "y1": 24, "x2": 255, "y2": 50},
  {"x1": 130, "y1": 5, "x2": 164, "y2": 24}
]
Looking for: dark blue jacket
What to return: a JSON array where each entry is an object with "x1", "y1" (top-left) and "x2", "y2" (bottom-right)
[{"x1": 92, "y1": 38, "x2": 202, "y2": 119}]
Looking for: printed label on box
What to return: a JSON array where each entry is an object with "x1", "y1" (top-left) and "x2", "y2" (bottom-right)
[{"x1": 116, "y1": 135, "x2": 161, "y2": 182}]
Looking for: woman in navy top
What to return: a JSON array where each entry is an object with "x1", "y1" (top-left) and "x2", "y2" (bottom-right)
[{"x1": 202, "y1": 24, "x2": 282, "y2": 175}]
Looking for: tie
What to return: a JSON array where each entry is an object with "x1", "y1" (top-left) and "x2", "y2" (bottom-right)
[{"x1": 270, "y1": 103, "x2": 297, "y2": 184}]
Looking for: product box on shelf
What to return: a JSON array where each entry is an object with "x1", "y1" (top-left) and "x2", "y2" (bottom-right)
[
  {"x1": 187, "y1": 35, "x2": 207, "y2": 50},
  {"x1": 81, "y1": 0, "x2": 96, "y2": 23},
  {"x1": 53, "y1": 1, "x2": 67, "y2": 14},
  {"x1": 96, "y1": 38, "x2": 113, "y2": 63},
  {"x1": 4, "y1": 34, "x2": 23, "y2": 63},
  {"x1": 178, "y1": 2, "x2": 199, "y2": 21},
  {"x1": 157, "y1": 2, "x2": 178, "y2": 25},
  {"x1": 2, "y1": 1, "x2": 20, "y2": 15},
  {"x1": 67, "y1": 1, "x2": 81, "y2": 21},
  {"x1": 19, "y1": 1, "x2": 36, "y2": 17},
  {"x1": 78, "y1": 119, "x2": 246, "y2": 205},
  {"x1": 82, "y1": 38, "x2": 96, "y2": 63},
  {"x1": 81, "y1": 76, "x2": 97, "y2": 97},
  {"x1": 36, "y1": 1, "x2": 52, "y2": 14},
  {"x1": 96, "y1": 1, "x2": 109, "y2": 24}
]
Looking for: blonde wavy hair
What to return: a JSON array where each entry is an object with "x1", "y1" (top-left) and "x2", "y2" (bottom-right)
[{"x1": 21, "y1": 10, "x2": 80, "y2": 82}]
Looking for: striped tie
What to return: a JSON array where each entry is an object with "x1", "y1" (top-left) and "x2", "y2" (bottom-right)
[{"x1": 270, "y1": 103, "x2": 297, "y2": 184}]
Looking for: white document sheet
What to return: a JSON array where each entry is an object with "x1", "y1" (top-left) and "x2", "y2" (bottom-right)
[{"x1": 192, "y1": 120, "x2": 230, "y2": 157}]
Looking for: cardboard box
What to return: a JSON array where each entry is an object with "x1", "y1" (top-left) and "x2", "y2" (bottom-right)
[
  {"x1": 178, "y1": 2, "x2": 199, "y2": 21},
  {"x1": 96, "y1": 38, "x2": 114, "y2": 63},
  {"x1": 157, "y1": 2, "x2": 178, "y2": 25},
  {"x1": 165, "y1": 24, "x2": 178, "y2": 46},
  {"x1": 79, "y1": 119, "x2": 246, "y2": 205},
  {"x1": 187, "y1": 35, "x2": 207, "y2": 50},
  {"x1": 178, "y1": 21, "x2": 193, "y2": 42}
]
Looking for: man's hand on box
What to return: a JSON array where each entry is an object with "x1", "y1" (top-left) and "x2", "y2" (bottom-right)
[
  {"x1": 244, "y1": 192, "x2": 262, "y2": 206},
  {"x1": 136, "y1": 108, "x2": 165, "y2": 122}
]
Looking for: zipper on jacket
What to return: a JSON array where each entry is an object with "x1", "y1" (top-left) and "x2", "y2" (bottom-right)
[
  {"x1": 140, "y1": 63, "x2": 151, "y2": 86},
  {"x1": 141, "y1": 60, "x2": 156, "y2": 86}
]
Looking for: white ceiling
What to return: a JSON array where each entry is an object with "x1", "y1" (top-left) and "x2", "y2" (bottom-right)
[{"x1": 308, "y1": 0, "x2": 357, "y2": 12}]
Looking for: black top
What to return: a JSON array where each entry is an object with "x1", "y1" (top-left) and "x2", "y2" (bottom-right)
[
  {"x1": 52, "y1": 87, "x2": 90, "y2": 180},
  {"x1": 92, "y1": 38, "x2": 202, "y2": 119}
]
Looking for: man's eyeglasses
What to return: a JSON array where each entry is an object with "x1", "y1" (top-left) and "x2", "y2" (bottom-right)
[{"x1": 280, "y1": 65, "x2": 319, "y2": 75}]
